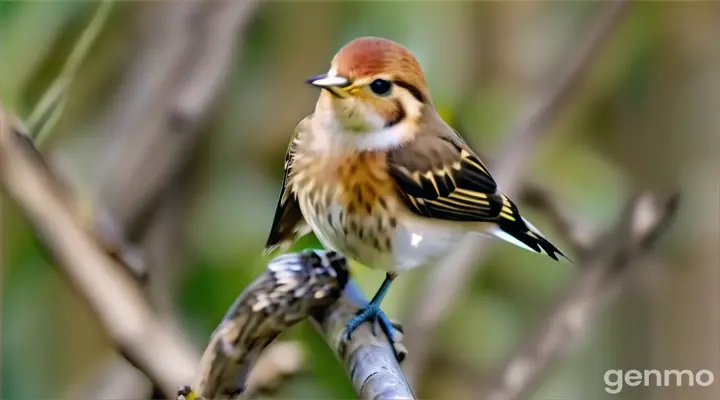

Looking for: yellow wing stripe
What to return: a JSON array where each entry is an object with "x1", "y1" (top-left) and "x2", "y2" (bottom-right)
[
  {"x1": 439, "y1": 196, "x2": 486, "y2": 209},
  {"x1": 426, "y1": 200, "x2": 491, "y2": 219},
  {"x1": 407, "y1": 195, "x2": 420, "y2": 209},
  {"x1": 460, "y1": 149, "x2": 488, "y2": 173},
  {"x1": 423, "y1": 171, "x2": 440, "y2": 194},
  {"x1": 500, "y1": 212, "x2": 516, "y2": 222},
  {"x1": 443, "y1": 167, "x2": 458, "y2": 186},
  {"x1": 449, "y1": 192, "x2": 490, "y2": 206},
  {"x1": 454, "y1": 188, "x2": 488, "y2": 199},
  {"x1": 426, "y1": 199, "x2": 463, "y2": 211}
]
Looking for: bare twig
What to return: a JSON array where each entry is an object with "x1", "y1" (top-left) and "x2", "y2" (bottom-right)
[
  {"x1": 84, "y1": 0, "x2": 259, "y2": 310},
  {"x1": 28, "y1": 0, "x2": 114, "y2": 146},
  {"x1": 484, "y1": 192, "x2": 679, "y2": 400},
  {"x1": 9, "y1": 2, "x2": 260, "y2": 395},
  {"x1": 91, "y1": 2, "x2": 260, "y2": 395},
  {"x1": 311, "y1": 281, "x2": 414, "y2": 400},
  {"x1": 519, "y1": 182, "x2": 596, "y2": 253},
  {"x1": 0, "y1": 104, "x2": 200, "y2": 397},
  {"x1": 403, "y1": 0, "x2": 632, "y2": 383},
  {"x1": 95, "y1": 0, "x2": 260, "y2": 245}
]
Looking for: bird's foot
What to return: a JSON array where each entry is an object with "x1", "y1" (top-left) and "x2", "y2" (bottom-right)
[{"x1": 344, "y1": 303, "x2": 396, "y2": 342}]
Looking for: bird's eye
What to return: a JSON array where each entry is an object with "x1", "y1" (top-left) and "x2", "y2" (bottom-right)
[{"x1": 369, "y1": 79, "x2": 392, "y2": 96}]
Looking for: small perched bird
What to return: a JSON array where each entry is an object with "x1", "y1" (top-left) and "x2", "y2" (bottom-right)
[{"x1": 265, "y1": 37, "x2": 569, "y2": 340}]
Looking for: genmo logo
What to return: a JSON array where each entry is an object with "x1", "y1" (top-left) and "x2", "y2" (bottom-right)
[{"x1": 604, "y1": 369, "x2": 715, "y2": 394}]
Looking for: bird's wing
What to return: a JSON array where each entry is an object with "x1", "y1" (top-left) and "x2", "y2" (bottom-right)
[
  {"x1": 387, "y1": 130, "x2": 512, "y2": 222},
  {"x1": 264, "y1": 118, "x2": 311, "y2": 254},
  {"x1": 387, "y1": 128, "x2": 569, "y2": 262}
]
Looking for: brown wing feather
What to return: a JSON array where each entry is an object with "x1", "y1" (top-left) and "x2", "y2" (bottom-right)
[
  {"x1": 264, "y1": 119, "x2": 310, "y2": 254},
  {"x1": 388, "y1": 123, "x2": 509, "y2": 222}
]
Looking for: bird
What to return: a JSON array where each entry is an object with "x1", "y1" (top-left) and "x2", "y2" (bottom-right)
[{"x1": 264, "y1": 36, "x2": 570, "y2": 341}]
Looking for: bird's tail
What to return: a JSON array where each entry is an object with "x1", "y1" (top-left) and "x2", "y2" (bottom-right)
[{"x1": 488, "y1": 200, "x2": 571, "y2": 263}]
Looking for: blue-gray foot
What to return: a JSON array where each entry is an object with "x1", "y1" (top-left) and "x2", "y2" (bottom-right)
[
  {"x1": 343, "y1": 272, "x2": 397, "y2": 341},
  {"x1": 344, "y1": 303, "x2": 396, "y2": 341}
]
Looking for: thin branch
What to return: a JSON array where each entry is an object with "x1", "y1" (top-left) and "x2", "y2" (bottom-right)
[
  {"x1": 95, "y1": 0, "x2": 260, "y2": 245},
  {"x1": 311, "y1": 281, "x2": 414, "y2": 400},
  {"x1": 27, "y1": 0, "x2": 114, "y2": 146},
  {"x1": 494, "y1": 0, "x2": 631, "y2": 187},
  {"x1": 519, "y1": 182, "x2": 596, "y2": 253},
  {"x1": 402, "y1": 0, "x2": 632, "y2": 383},
  {"x1": 84, "y1": 0, "x2": 259, "y2": 286},
  {"x1": 87, "y1": 2, "x2": 261, "y2": 395},
  {"x1": 0, "y1": 104, "x2": 199, "y2": 397},
  {"x1": 484, "y1": 192, "x2": 679, "y2": 400}
]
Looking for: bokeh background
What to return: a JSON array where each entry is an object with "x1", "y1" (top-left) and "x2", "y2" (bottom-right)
[{"x1": 1, "y1": 1, "x2": 718, "y2": 399}]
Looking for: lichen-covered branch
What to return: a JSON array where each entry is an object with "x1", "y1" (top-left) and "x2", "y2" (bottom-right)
[
  {"x1": 178, "y1": 250, "x2": 349, "y2": 399},
  {"x1": 178, "y1": 250, "x2": 413, "y2": 400}
]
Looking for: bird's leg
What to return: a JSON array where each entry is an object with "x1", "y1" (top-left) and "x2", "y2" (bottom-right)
[{"x1": 344, "y1": 272, "x2": 397, "y2": 342}]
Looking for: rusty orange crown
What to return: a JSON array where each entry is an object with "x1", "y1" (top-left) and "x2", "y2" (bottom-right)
[{"x1": 331, "y1": 37, "x2": 428, "y2": 98}]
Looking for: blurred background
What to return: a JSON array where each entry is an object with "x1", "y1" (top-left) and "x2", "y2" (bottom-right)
[{"x1": 1, "y1": 1, "x2": 718, "y2": 399}]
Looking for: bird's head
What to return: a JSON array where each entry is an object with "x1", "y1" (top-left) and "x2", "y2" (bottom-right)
[{"x1": 306, "y1": 37, "x2": 431, "y2": 150}]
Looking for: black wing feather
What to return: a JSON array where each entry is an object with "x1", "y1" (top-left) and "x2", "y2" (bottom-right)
[
  {"x1": 388, "y1": 135, "x2": 505, "y2": 222},
  {"x1": 264, "y1": 121, "x2": 309, "y2": 254}
]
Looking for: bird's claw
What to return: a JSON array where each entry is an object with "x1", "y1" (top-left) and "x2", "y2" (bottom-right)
[{"x1": 343, "y1": 303, "x2": 396, "y2": 342}]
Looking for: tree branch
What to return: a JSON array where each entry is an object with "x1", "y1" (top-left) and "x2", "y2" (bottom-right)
[
  {"x1": 28, "y1": 0, "x2": 114, "y2": 146},
  {"x1": 13, "y1": 2, "x2": 261, "y2": 397},
  {"x1": 94, "y1": 0, "x2": 260, "y2": 248},
  {"x1": 177, "y1": 251, "x2": 412, "y2": 400},
  {"x1": 176, "y1": 250, "x2": 350, "y2": 399},
  {"x1": 311, "y1": 281, "x2": 413, "y2": 400},
  {"x1": 402, "y1": 0, "x2": 632, "y2": 383},
  {"x1": 69, "y1": 2, "x2": 260, "y2": 395},
  {"x1": 484, "y1": 192, "x2": 679, "y2": 400},
  {"x1": 519, "y1": 182, "x2": 597, "y2": 253},
  {"x1": 0, "y1": 104, "x2": 199, "y2": 398}
]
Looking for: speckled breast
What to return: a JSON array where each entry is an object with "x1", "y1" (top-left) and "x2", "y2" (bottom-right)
[{"x1": 290, "y1": 151, "x2": 400, "y2": 270}]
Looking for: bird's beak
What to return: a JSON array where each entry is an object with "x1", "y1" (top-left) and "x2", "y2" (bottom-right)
[{"x1": 305, "y1": 73, "x2": 351, "y2": 89}]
